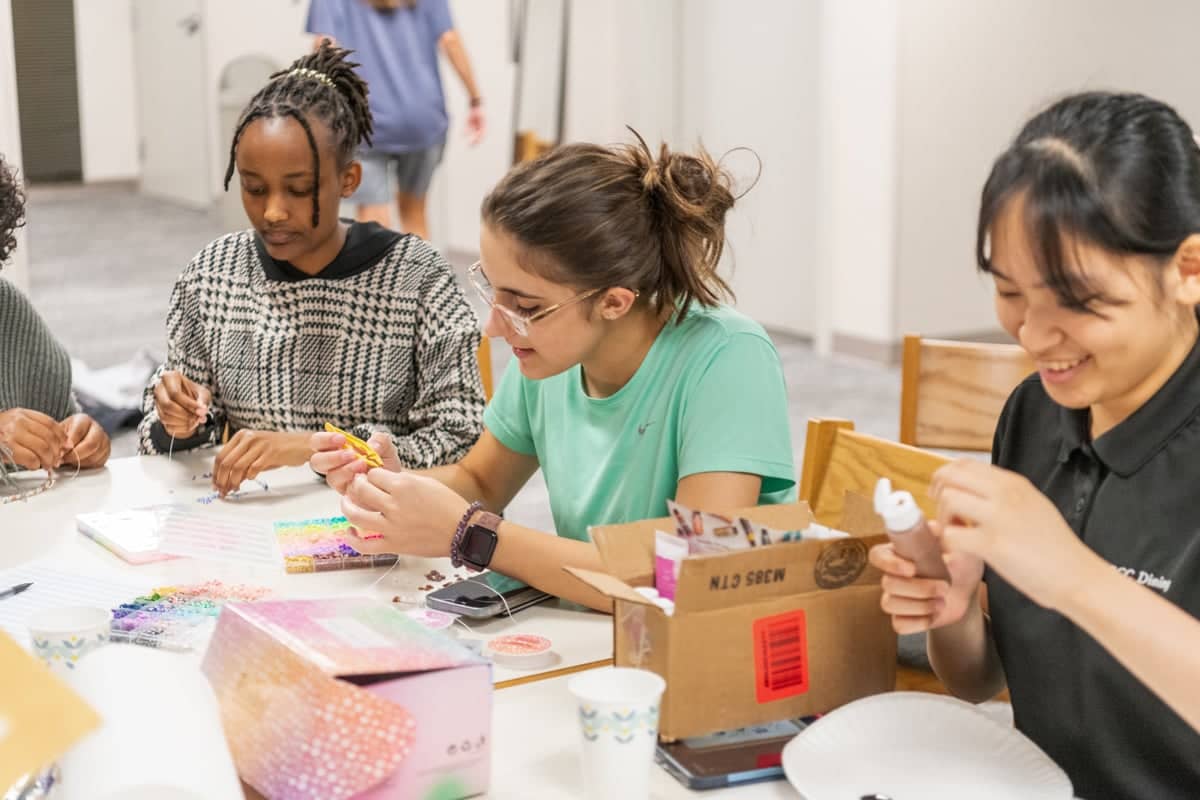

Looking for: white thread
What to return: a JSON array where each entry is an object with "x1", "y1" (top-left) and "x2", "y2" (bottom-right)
[
  {"x1": 0, "y1": 468, "x2": 55, "y2": 504},
  {"x1": 62, "y1": 440, "x2": 82, "y2": 481},
  {"x1": 363, "y1": 553, "x2": 404, "y2": 595},
  {"x1": 364, "y1": 559, "x2": 513, "y2": 618},
  {"x1": 464, "y1": 576, "x2": 514, "y2": 618},
  {"x1": 0, "y1": 441, "x2": 60, "y2": 504},
  {"x1": 0, "y1": 441, "x2": 16, "y2": 489}
]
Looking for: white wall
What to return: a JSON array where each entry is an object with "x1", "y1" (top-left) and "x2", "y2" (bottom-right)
[
  {"x1": 203, "y1": 0, "x2": 312, "y2": 197},
  {"x1": 429, "y1": 0, "x2": 516, "y2": 255},
  {"x1": 680, "y1": 0, "x2": 819, "y2": 337},
  {"x1": 566, "y1": 0, "x2": 680, "y2": 147},
  {"x1": 74, "y1": 0, "x2": 140, "y2": 183},
  {"x1": 557, "y1": 0, "x2": 822, "y2": 337},
  {"x1": 434, "y1": 0, "x2": 683, "y2": 259},
  {"x1": 894, "y1": 0, "x2": 1200, "y2": 340},
  {"x1": 816, "y1": 0, "x2": 898, "y2": 354},
  {"x1": 514, "y1": 0, "x2": 566, "y2": 143},
  {"x1": 0, "y1": 0, "x2": 28, "y2": 291}
]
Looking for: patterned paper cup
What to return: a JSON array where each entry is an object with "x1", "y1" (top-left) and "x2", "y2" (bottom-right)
[
  {"x1": 29, "y1": 606, "x2": 111, "y2": 677},
  {"x1": 567, "y1": 667, "x2": 666, "y2": 800}
]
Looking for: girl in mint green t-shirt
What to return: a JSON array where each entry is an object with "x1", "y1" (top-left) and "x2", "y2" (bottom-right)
[{"x1": 311, "y1": 132, "x2": 795, "y2": 610}]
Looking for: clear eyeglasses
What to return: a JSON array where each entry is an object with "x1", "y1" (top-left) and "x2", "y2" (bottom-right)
[{"x1": 468, "y1": 261, "x2": 608, "y2": 337}]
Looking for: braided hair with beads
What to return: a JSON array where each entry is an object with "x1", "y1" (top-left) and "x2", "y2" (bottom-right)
[{"x1": 223, "y1": 42, "x2": 373, "y2": 228}]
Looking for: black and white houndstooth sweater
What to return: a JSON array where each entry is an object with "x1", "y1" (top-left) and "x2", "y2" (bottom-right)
[{"x1": 137, "y1": 223, "x2": 485, "y2": 468}]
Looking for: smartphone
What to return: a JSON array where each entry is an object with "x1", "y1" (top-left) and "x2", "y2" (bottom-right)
[
  {"x1": 424, "y1": 572, "x2": 551, "y2": 618},
  {"x1": 656, "y1": 717, "x2": 815, "y2": 791}
]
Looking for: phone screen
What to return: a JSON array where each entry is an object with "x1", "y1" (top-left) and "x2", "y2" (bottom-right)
[{"x1": 656, "y1": 718, "x2": 812, "y2": 789}]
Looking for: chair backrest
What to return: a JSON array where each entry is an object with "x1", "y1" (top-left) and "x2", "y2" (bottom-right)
[
  {"x1": 477, "y1": 337, "x2": 495, "y2": 401},
  {"x1": 899, "y1": 334, "x2": 1034, "y2": 452},
  {"x1": 799, "y1": 419, "x2": 978, "y2": 697},
  {"x1": 799, "y1": 418, "x2": 950, "y2": 527}
]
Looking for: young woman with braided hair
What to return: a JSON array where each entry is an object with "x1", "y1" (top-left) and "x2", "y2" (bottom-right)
[{"x1": 139, "y1": 43, "x2": 484, "y2": 497}]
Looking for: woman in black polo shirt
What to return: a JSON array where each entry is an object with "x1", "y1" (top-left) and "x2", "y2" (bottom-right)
[{"x1": 871, "y1": 92, "x2": 1200, "y2": 799}]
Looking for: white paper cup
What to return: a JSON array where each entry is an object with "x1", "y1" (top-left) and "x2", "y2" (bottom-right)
[
  {"x1": 567, "y1": 667, "x2": 666, "y2": 800},
  {"x1": 28, "y1": 606, "x2": 110, "y2": 677}
]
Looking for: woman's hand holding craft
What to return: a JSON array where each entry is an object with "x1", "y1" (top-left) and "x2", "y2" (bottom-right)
[
  {"x1": 870, "y1": 536, "x2": 984, "y2": 635},
  {"x1": 339, "y1": 469, "x2": 470, "y2": 558},
  {"x1": 309, "y1": 431, "x2": 402, "y2": 492},
  {"x1": 154, "y1": 371, "x2": 212, "y2": 438},
  {"x1": 212, "y1": 430, "x2": 311, "y2": 497},
  {"x1": 59, "y1": 413, "x2": 110, "y2": 469},
  {"x1": 0, "y1": 408, "x2": 66, "y2": 470}
]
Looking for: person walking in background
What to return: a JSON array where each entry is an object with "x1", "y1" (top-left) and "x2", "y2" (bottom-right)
[{"x1": 307, "y1": 0, "x2": 486, "y2": 240}]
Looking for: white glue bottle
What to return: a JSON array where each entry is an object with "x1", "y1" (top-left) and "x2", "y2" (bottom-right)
[{"x1": 873, "y1": 478, "x2": 951, "y2": 582}]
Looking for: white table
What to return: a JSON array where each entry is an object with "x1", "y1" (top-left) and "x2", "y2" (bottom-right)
[
  {"x1": 5, "y1": 455, "x2": 1067, "y2": 800},
  {"x1": 489, "y1": 673, "x2": 800, "y2": 799},
  {"x1": 0, "y1": 453, "x2": 612, "y2": 686}
]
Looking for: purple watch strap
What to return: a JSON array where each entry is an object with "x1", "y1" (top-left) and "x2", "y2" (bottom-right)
[{"x1": 450, "y1": 501, "x2": 483, "y2": 568}]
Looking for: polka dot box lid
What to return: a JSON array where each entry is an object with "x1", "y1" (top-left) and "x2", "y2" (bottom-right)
[{"x1": 201, "y1": 597, "x2": 487, "y2": 799}]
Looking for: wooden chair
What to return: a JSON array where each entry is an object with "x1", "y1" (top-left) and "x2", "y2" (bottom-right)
[
  {"x1": 799, "y1": 418, "x2": 950, "y2": 528},
  {"x1": 899, "y1": 334, "x2": 1034, "y2": 452},
  {"x1": 477, "y1": 337, "x2": 494, "y2": 401},
  {"x1": 799, "y1": 418, "x2": 1014, "y2": 700},
  {"x1": 799, "y1": 418, "x2": 953, "y2": 694}
]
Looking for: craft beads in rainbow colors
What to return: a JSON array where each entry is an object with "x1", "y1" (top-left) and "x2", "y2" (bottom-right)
[
  {"x1": 275, "y1": 516, "x2": 399, "y2": 573},
  {"x1": 109, "y1": 581, "x2": 271, "y2": 651}
]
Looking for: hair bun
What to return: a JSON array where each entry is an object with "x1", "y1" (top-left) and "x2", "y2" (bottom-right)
[
  {"x1": 639, "y1": 145, "x2": 717, "y2": 207},
  {"x1": 629, "y1": 130, "x2": 730, "y2": 218},
  {"x1": 663, "y1": 150, "x2": 718, "y2": 207},
  {"x1": 641, "y1": 160, "x2": 662, "y2": 194}
]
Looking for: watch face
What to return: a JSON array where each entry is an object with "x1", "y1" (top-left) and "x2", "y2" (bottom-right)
[{"x1": 462, "y1": 524, "x2": 498, "y2": 567}]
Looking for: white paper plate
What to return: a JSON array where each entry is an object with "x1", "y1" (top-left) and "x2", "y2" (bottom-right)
[{"x1": 782, "y1": 692, "x2": 1073, "y2": 800}]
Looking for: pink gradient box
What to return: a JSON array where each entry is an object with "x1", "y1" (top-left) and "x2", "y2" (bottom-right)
[{"x1": 202, "y1": 597, "x2": 491, "y2": 800}]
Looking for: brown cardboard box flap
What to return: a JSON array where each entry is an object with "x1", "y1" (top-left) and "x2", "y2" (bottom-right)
[
  {"x1": 564, "y1": 566, "x2": 657, "y2": 607},
  {"x1": 587, "y1": 524, "x2": 657, "y2": 586}
]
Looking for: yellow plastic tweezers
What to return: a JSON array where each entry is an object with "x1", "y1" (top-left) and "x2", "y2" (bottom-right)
[{"x1": 324, "y1": 422, "x2": 384, "y2": 468}]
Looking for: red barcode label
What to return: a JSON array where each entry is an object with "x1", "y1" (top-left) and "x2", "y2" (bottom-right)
[{"x1": 752, "y1": 610, "x2": 808, "y2": 703}]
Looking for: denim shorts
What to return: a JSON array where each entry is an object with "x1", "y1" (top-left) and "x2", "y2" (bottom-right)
[{"x1": 353, "y1": 140, "x2": 446, "y2": 203}]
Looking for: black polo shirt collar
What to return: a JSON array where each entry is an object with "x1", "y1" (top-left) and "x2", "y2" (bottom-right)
[{"x1": 1056, "y1": 329, "x2": 1200, "y2": 477}]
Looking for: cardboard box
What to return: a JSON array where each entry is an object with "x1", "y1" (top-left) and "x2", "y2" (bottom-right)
[
  {"x1": 202, "y1": 597, "x2": 491, "y2": 800},
  {"x1": 568, "y1": 497, "x2": 896, "y2": 740}
]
